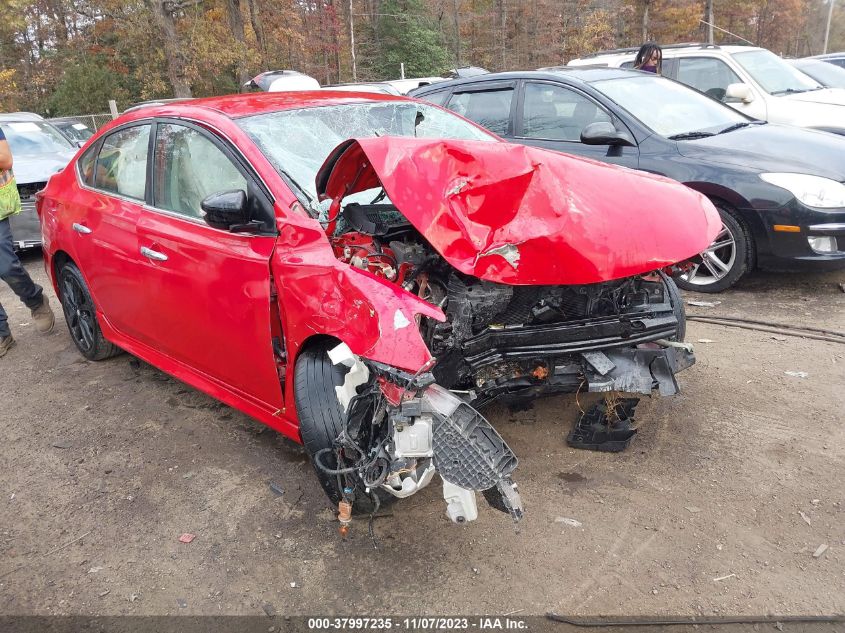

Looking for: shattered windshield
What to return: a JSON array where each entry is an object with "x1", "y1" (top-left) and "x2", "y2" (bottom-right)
[{"x1": 237, "y1": 102, "x2": 496, "y2": 211}]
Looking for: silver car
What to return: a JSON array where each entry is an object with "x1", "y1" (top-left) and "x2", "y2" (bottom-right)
[{"x1": 0, "y1": 113, "x2": 77, "y2": 249}]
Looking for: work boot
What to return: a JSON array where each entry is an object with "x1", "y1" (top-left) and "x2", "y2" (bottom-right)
[
  {"x1": 31, "y1": 296, "x2": 55, "y2": 334},
  {"x1": 0, "y1": 335, "x2": 15, "y2": 358}
]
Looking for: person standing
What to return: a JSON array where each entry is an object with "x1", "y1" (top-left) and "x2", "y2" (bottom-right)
[
  {"x1": 0, "y1": 127, "x2": 55, "y2": 357},
  {"x1": 634, "y1": 42, "x2": 663, "y2": 74}
]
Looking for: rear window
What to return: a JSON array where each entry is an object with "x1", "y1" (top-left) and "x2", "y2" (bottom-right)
[
  {"x1": 77, "y1": 143, "x2": 99, "y2": 186},
  {"x1": 94, "y1": 124, "x2": 151, "y2": 200}
]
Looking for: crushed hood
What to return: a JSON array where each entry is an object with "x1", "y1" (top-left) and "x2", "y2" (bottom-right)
[{"x1": 316, "y1": 137, "x2": 721, "y2": 285}]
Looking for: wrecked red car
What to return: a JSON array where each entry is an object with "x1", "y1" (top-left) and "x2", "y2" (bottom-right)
[{"x1": 37, "y1": 92, "x2": 720, "y2": 527}]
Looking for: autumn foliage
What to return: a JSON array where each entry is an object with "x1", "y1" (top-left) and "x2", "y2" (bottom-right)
[{"x1": 0, "y1": 0, "x2": 843, "y2": 115}]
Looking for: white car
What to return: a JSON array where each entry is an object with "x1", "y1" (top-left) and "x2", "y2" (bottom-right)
[{"x1": 568, "y1": 44, "x2": 845, "y2": 135}]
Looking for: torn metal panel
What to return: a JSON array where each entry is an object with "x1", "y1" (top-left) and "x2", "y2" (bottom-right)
[{"x1": 584, "y1": 346, "x2": 695, "y2": 396}]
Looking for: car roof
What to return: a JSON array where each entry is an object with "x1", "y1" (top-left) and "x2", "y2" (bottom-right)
[
  {"x1": 0, "y1": 112, "x2": 45, "y2": 122},
  {"x1": 410, "y1": 67, "x2": 644, "y2": 93},
  {"x1": 128, "y1": 90, "x2": 412, "y2": 119},
  {"x1": 809, "y1": 52, "x2": 845, "y2": 60},
  {"x1": 574, "y1": 43, "x2": 762, "y2": 62}
]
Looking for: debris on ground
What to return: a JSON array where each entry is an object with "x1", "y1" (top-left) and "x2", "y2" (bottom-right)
[
  {"x1": 51, "y1": 440, "x2": 72, "y2": 449},
  {"x1": 129, "y1": 593, "x2": 140, "y2": 602},
  {"x1": 567, "y1": 397, "x2": 639, "y2": 452},
  {"x1": 685, "y1": 506, "x2": 703, "y2": 514},
  {"x1": 289, "y1": 581, "x2": 297, "y2": 588},
  {"x1": 269, "y1": 482, "x2": 284, "y2": 497},
  {"x1": 799, "y1": 511, "x2": 812, "y2": 526},
  {"x1": 262, "y1": 602, "x2": 276, "y2": 617},
  {"x1": 697, "y1": 338, "x2": 715, "y2": 343},
  {"x1": 687, "y1": 300, "x2": 721, "y2": 307},
  {"x1": 812, "y1": 544, "x2": 828, "y2": 558},
  {"x1": 554, "y1": 517, "x2": 583, "y2": 527},
  {"x1": 713, "y1": 573, "x2": 736, "y2": 582},
  {"x1": 771, "y1": 335, "x2": 788, "y2": 341},
  {"x1": 176, "y1": 598, "x2": 188, "y2": 609},
  {"x1": 98, "y1": 590, "x2": 110, "y2": 598},
  {"x1": 784, "y1": 371, "x2": 809, "y2": 378},
  {"x1": 178, "y1": 533, "x2": 196, "y2": 544},
  {"x1": 838, "y1": 283, "x2": 845, "y2": 293}
]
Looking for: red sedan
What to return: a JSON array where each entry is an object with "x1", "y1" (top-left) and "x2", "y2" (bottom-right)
[{"x1": 37, "y1": 92, "x2": 719, "y2": 528}]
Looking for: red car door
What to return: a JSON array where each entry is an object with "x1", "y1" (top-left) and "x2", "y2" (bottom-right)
[
  {"x1": 134, "y1": 121, "x2": 282, "y2": 411},
  {"x1": 64, "y1": 123, "x2": 152, "y2": 341}
]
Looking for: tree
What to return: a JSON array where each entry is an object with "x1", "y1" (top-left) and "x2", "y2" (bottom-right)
[
  {"x1": 370, "y1": 0, "x2": 451, "y2": 79},
  {"x1": 46, "y1": 57, "x2": 129, "y2": 115}
]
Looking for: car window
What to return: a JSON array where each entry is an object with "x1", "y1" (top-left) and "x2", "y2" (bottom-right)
[
  {"x1": 676, "y1": 57, "x2": 743, "y2": 102},
  {"x1": 446, "y1": 88, "x2": 513, "y2": 135},
  {"x1": 732, "y1": 49, "x2": 821, "y2": 94},
  {"x1": 793, "y1": 60, "x2": 845, "y2": 89},
  {"x1": 153, "y1": 123, "x2": 248, "y2": 219},
  {"x1": 94, "y1": 124, "x2": 150, "y2": 200},
  {"x1": 418, "y1": 90, "x2": 449, "y2": 106},
  {"x1": 520, "y1": 82, "x2": 612, "y2": 141},
  {"x1": 77, "y1": 143, "x2": 98, "y2": 186},
  {"x1": 593, "y1": 74, "x2": 748, "y2": 138}
]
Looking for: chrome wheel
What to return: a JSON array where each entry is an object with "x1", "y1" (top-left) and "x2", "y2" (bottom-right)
[{"x1": 680, "y1": 221, "x2": 737, "y2": 287}]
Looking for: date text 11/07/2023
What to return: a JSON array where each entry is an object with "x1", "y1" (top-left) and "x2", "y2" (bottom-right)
[{"x1": 307, "y1": 617, "x2": 529, "y2": 630}]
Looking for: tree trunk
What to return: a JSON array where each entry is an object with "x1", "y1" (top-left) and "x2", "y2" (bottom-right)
[
  {"x1": 641, "y1": 0, "x2": 650, "y2": 42},
  {"x1": 705, "y1": 0, "x2": 714, "y2": 44},
  {"x1": 453, "y1": 0, "x2": 461, "y2": 66},
  {"x1": 147, "y1": 0, "x2": 192, "y2": 98},
  {"x1": 497, "y1": 0, "x2": 506, "y2": 70},
  {"x1": 246, "y1": 0, "x2": 267, "y2": 68},
  {"x1": 225, "y1": 0, "x2": 250, "y2": 87}
]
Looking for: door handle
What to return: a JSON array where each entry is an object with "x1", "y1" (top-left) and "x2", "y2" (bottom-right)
[
  {"x1": 72, "y1": 223, "x2": 92, "y2": 234},
  {"x1": 140, "y1": 246, "x2": 168, "y2": 262}
]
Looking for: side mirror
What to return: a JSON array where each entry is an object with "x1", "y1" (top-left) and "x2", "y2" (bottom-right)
[
  {"x1": 580, "y1": 122, "x2": 635, "y2": 147},
  {"x1": 201, "y1": 190, "x2": 253, "y2": 232},
  {"x1": 726, "y1": 83, "x2": 754, "y2": 103}
]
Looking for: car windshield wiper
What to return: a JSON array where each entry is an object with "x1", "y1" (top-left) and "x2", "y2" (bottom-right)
[
  {"x1": 718, "y1": 122, "x2": 752, "y2": 134},
  {"x1": 667, "y1": 131, "x2": 716, "y2": 140},
  {"x1": 771, "y1": 87, "x2": 820, "y2": 95},
  {"x1": 278, "y1": 168, "x2": 320, "y2": 216}
]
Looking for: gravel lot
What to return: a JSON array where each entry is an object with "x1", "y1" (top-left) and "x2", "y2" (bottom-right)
[{"x1": 1, "y1": 252, "x2": 843, "y2": 618}]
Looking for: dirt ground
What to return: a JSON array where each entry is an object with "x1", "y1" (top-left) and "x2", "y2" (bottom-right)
[{"x1": 0, "y1": 251, "x2": 843, "y2": 619}]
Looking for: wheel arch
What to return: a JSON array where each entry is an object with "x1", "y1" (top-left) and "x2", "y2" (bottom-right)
[
  {"x1": 50, "y1": 250, "x2": 75, "y2": 296},
  {"x1": 682, "y1": 182, "x2": 765, "y2": 264}
]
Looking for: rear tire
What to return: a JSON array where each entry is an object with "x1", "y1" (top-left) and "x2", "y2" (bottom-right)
[
  {"x1": 294, "y1": 341, "x2": 394, "y2": 515},
  {"x1": 58, "y1": 262, "x2": 121, "y2": 361},
  {"x1": 675, "y1": 201, "x2": 751, "y2": 293}
]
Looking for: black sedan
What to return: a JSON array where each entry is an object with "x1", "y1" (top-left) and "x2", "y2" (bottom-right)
[{"x1": 410, "y1": 68, "x2": 845, "y2": 292}]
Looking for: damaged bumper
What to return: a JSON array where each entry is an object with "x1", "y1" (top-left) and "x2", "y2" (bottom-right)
[{"x1": 582, "y1": 343, "x2": 695, "y2": 396}]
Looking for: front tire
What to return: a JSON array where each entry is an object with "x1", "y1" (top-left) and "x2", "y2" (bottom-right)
[
  {"x1": 294, "y1": 341, "x2": 394, "y2": 515},
  {"x1": 675, "y1": 202, "x2": 751, "y2": 293},
  {"x1": 58, "y1": 262, "x2": 121, "y2": 361}
]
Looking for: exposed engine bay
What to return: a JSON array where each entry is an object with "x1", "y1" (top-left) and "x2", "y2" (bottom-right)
[{"x1": 321, "y1": 200, "x2": 694, "y2": 528}]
